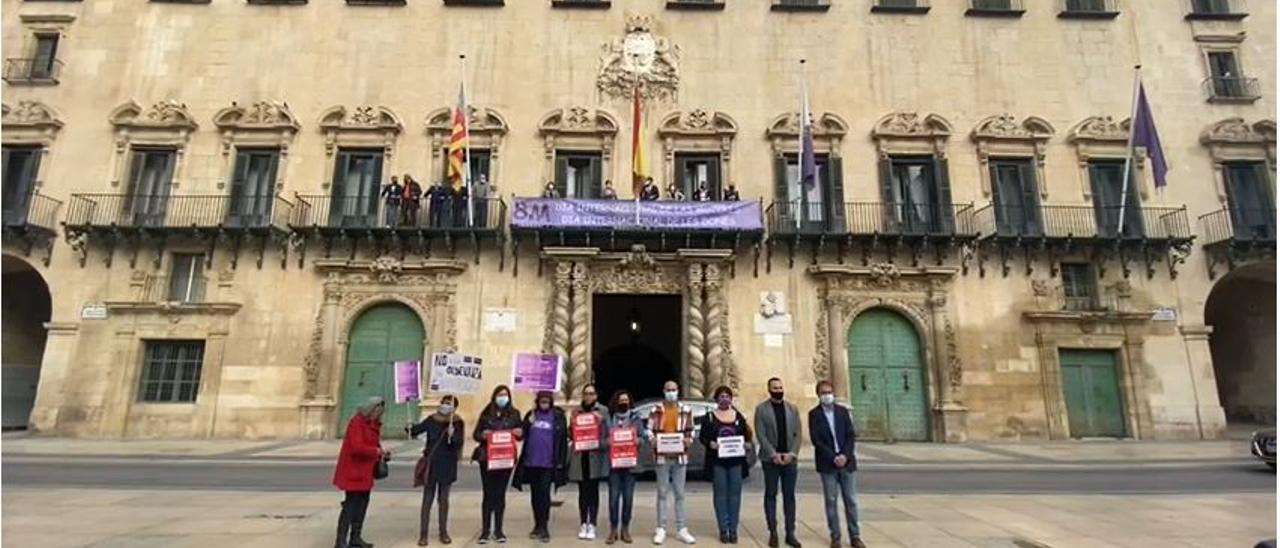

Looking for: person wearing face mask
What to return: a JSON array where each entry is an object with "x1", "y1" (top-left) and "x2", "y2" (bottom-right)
[
  {"x1": 808, "y1": 381, "x2": 863, "y2": 548},
  {"x1": 753, "y1": 378, "x2": 802, "y2": 548},
  {"x1": 646, "y1": 380, "x2": 696, "y2": 545},
  {"x1": 569, "y1": 383, "x2": 609, "y2": 541},
  {"x1": 472, "y1": 385, "x2": 523, "y2": 544},
  {"x1": 512, "y1": 390, "x2": 569, "y2": 543},
  {"x1": 699, "y1": 385, "x2": 753, "y2": 545},
  {"x1": 408, "y1": 394, "x2": 465, "y2": 546},
  {"x1": 332, "y1": 397, "x2": 389, "y2": 548},
  {"x1": 604, "y1": 390, "x2": 641, "y2": 545}
]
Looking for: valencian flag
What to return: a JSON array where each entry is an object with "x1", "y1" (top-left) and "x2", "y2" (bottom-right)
[
  {"x1": 1131, "y1": 83, "x2": 1169, "y2": 188},
  {"x1": 448, "y1": 84, "x2": 469, "y2": 189},
  {"x1": 631, "y1": 86, "x2": 648, "y2": 197}
]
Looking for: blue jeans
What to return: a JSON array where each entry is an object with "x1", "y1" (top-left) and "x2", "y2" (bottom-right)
[
  {"x1": 762, "y1": 462, "x2": 798, "y2": 535},
  {"x1": 607, "y1": 470, "x2": 636, "y2": 530},
  {"x1": 384, "y1": 202, "x2": 400, "y2": 227},
  {"x1": 819, "y1": 470, "x2": 861, "y2": 541},
  {"x1": 655, "y1": 460, "x2": 687, "y2": 530},
  {"x1": 711, "y1": 464, "x2": 743, "y2": 534}
]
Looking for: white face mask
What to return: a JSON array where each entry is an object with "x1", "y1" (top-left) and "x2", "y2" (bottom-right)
[
  {"x1": 819, "y1": 394, "x2": 835, "y2": 406},
  {"x1": 664, "y1": 390, "x2": 679, "y2": 402},
  {"x1": 438, "y1": 404, "x2": 454, "y2": 416}
]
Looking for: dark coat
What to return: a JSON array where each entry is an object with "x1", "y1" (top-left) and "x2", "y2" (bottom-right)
[
  {"x1": 807, "y1": 404, "x2": 858, "y2": 474},
  {"x1": 698, "y1": 408, "x2": 753, "y2": 478},
  {"x1": 333, "y1": 414, "x2": 382, "y2": 491},
  {"x1": 471, "y1": 405, "x2": 523, "y2": 464},
  {"x1": 567, "y1": 403, "x2": 610, "y2": 482},
  {"x1": 410, "y1": 414, "x2": 465, "y2": 485},
  {"x1": 512, "y1": 407, "x2": 570, "y2": 490}
]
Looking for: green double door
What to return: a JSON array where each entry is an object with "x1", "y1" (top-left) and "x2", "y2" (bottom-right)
[
  {"x1": 338, "y1": 304, "x2": 425, "y2": 438},
  {"x1": 848, "y1": 309, "x2": 929, "y2": 441},
  {"x1": 1058, "y1": 349, "x2": 1126, "y2": 438}
]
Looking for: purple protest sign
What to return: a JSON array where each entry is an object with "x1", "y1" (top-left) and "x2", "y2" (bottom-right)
[
  {"x1": 510, "y1": 198, "x2": 763, "y2": 231},
  {"x1": 393, "y1": 360, "x2": 421, "y2": 404},
  {"x1": 511, "y1": 353, "x2": 563, "y2": 393}
]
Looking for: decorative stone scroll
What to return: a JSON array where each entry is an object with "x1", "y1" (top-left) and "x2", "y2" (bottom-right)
[
  {"x1": 107, "y1": 100, "x2": 198, "y2": 188},
  {"x1": 2, "y1": 100, "x2": 64, "y2": 190},
  {"x1": 767, "y1": 111, "x2": 848, "y2": 157},
  {"x1": 213, "y1": 100, "x2": 300, "y2": 191},
  {"x1": 426, "y1": 106, "x2": 509, "y2": 184},
  {"x1": 970, "y1": 114, "x2": 1055, "y2": 197},
  {"x1": 871, "y1": 112, "x2": 952, "y2": 159},
  {"x1": 1067, "y1": 115, "x2": 1150, "y2": 200},
  {"x1": 538, "y1": 107, "x2": 619, "y2": 186},
  {"x1": 659, "y1": 109, "x2": 738, "y2": 188},
  {"x1": 1200, "y1": 118, "x2": 1277, "y2": 204},
  {"x1": 317, "y1": 105, "x2": 403, "y2": 189},
  {"x1": 597, "y1": 13, "x2": 681, "y2": 102}
]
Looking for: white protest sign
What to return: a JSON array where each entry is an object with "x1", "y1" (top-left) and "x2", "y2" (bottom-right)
[
  {"x1": 428, "y1": 353, "x2": 483, "y2": 395},
  {"x1": 717, "y1": 435, "x2": 746, "y2": 458}
]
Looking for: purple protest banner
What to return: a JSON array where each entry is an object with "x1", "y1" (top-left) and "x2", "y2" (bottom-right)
[
  {"x1": 510, "y1": 198, "x2": 763, "y2": 231},
  {"x1": 511, "y1": 353, "x2": 563, "y2": 393},
  {"x1": 393, "y1": 360, "x2": 421, "y2": 404}
]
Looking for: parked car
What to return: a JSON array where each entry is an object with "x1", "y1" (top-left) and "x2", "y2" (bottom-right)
[
  {"x1": 1251, "y1": 428, "x2": 1275, "y2": 470},
  {"x1": 630, "y1": 398, "x2": 758, "y2": 479}
]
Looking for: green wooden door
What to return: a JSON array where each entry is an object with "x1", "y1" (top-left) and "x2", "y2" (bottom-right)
[
  {"x1": 848, "y1": 309, "x2": 930, "y2": 441},
  {"x1": 1059, "y1": 349, "x2": 1126, "y2": 438},
  {"x1": 338, "y1": 304, "x2": 425, "y2": 438}
]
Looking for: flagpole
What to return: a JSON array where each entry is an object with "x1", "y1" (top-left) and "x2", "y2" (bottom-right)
[
  {"x1": 1117, "y1": 65, "x2": 1141, "y2": 236},
  {"x1": 461, "y1": 54, "x2": 475, "y2": 228},
  {"x1": 796, "y1": 58, "x2": 807, "y2": 231},
  {"x1": 633, "y1": 82, "x2": 642, "y2": 227}
]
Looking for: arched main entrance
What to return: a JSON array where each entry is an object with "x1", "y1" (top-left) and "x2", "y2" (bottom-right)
[
  {"x1": 848, "y1": 308, "x2": 929, "y2": 441},
  {"x1": 338, "y1": 303, "x2": 425, "y2": 437},
  {"x1": 1, "y1": 255, "x2": 50, "y2": 430},
  {"x1": 1206, "y1": 263, "x2": 1276, "y2": 427},
  {"x1": 591, "y1": 294, "x2": 682, "y2": 403}
]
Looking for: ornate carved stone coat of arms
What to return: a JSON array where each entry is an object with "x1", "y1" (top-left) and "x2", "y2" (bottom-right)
[{"x1": 598, "y1": 14, "x2": 680, "y2": 102}]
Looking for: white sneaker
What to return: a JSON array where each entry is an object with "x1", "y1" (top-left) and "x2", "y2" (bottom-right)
[
  {"x1": 586, "y1": 525, "x2": 597, "y2": 540},
  {"x1": 676, "y1": 529, "x2": 696, "y2": 545},
  {"x1": 653, "y1": 528, "x2": 667, "y2": 545},
  {"x1": 578, "y1": 524, "x2": 590, "y2": 540}
]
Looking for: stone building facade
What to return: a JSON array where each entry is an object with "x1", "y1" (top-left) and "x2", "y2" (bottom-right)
[{"x1": 1, "y1": 0, "x2": 1274, "y2": 441}]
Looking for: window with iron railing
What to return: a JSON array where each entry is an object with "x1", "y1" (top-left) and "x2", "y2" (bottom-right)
[
  {"x1": 1060, "y1": 263, "x2": 1100, "y2": 311},
  {"x1": 138, "y1": 340, "x2": 204, "y2": 403},
  {"x1": 1204, "y1": 51, "x2": 1259, "y2": 102},
  {"x1": 166, "y1": 254, "x2": 207, "y2": 303}
]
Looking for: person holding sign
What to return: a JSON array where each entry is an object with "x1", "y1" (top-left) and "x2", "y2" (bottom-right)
[
  {"x1": 698, "y1": 386, "x2": 754, "y2": 545},
  {"x1": 605, "y1": 390, "x2": 642, "y2": 545},
  {"x1": 511, "y1": 390, "x2": 569, "y2": 544},
  {"x1": 407, "y1": 394, "x2": 465, "y2": 546},
  {"x1": 569, "y1": 383, "x2": 609, "y2": 541},
  {"x1": 646, "y1": 380, "x2": 696, "y2": 546},
  {"x1": 471, "y1": 385, "x2": 523, "y2": 545}
]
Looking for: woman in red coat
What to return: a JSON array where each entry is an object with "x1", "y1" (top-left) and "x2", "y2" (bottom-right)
[{"x1": 334, "y1": 396, "x2": 388, "y2": 548}]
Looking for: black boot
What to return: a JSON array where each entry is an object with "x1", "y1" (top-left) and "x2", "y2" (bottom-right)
[
  {"x1": 335, "y1": 507, "x2": 351, "y2": 548},
  {"x1": 349, "y1": 523, "x2": 374, "y2": 548}
]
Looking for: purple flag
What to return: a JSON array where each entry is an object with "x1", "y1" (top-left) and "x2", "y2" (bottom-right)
[
  {"x1": 799, "y1": 85, "x2": 817, "y2": 189},
  {"x1": 1132, "y1": 84, "x2": 1169, "y2": 188}
]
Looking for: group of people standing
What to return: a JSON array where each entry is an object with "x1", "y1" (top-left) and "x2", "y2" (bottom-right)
[
  {"x1": 378, "y1": 174, "x2": 494, "y2": 228},
  {"x1": 332, "y1": 378, "x2": 865, "y2": 548},
  {"x1": 539, "y1": 178, "x2": 741, "y2": 203}
]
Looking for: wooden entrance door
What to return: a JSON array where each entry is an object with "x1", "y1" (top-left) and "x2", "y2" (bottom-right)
[
  {"x1": 847, "y1": 309, "x2": 930, "y2": 441},
  {"x1": 338, "y1": 304, "x2": 424, "y2": 438},
  {"x1": 1058, "y1": 349, "x2": 1127, "y2": 438}
]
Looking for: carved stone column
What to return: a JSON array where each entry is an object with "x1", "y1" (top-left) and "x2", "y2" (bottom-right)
[
  {"x1": 704, "y1": 263, "x2": 725, "y2": 393},
  {"x1": 551, "y1": 261, "x2": 573, "y2": 398},
  {"x1": 568, "y1": 261, "x2": 591, "y2": 399},
  {"x1": 927, "y1": 281, "x2": 967, "y2": 442},
  {"x1": 719, "y1": 285, "x2": 738, "y2": 390},
  {"x1": 685, "y1": 264, "x2": 707, "y2": 398},
  {"x1": 826, "y1": 289, "x2": 850, "y2": 402}
]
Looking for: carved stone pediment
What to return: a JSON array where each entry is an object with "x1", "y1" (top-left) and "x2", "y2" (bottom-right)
[
  {"x1": 109, "y1": 100, "x2": 198, "y2": 131},
  {"x1": 213, "y1": 100, "x2": 300, "y2": 132},
  {"x1": 871, "y1": 112, "x2": 952, "y2": 158},
  {"x1": 1069, "y1": 115, "x2": 1129, "y2": 143},
  {"x1": 2, "y1": 100, "x2": 63, "y2": 131},
  {"x1": 597, "y1": 13, "x2": 681, "y2": 102},
  {"x1": 1201, "y1": 117, "x2": 1277, "y2": 146},
  {"x1": 972, "y1": 114, "x2": 1054, "y2": 142},
  {"x1": 971, "y1": 114, "x2": 1056, "y2": 196},
  {"x1": 318, "y1": 105, "x2": 402, "y2": 132},
  {"x1": 659, "y1": 109, "x2": 737, "y2": 137},
  {"x1": 767, "y1": 111, "x2": 848, "y2": 139},
  {"x1": 539, "y1": 107, "x2": 619, "y2": 136},
  {"x1": 425, "y1": 106, "x2": 509, "y2": 136}
]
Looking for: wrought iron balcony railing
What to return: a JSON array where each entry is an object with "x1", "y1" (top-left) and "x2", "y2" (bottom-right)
[
  {"x1": 973, "y1": 204, "x2": 1192, "y2": 241},
  {"x1": 2, "y1": 58, "x2": 63, "y2": 84},
  {"x1": 1199, "y1": 207, "x2": 1277, "y2": 247},
  {"x1": 142, "y1": 274, "x2": 208, "y2": 304},
  {"x1": 64, "y1": 193, "x2": 294, "y2": 230},
  {"x1": 290, "y1": 195, "x2": 506, "y2": 230},
  {"x1": 1204, "y1": 76, "x2": 1262, "y2": 102},
  {"x1": 766, "y1": 201, "x2": 976, "y2": 238},
  {"x1": 2, "y1": 191, "x2": 62, "y2": 232},
  {"x1": 1059, "y1": 0, "x2": 1119, "y2": 18}
]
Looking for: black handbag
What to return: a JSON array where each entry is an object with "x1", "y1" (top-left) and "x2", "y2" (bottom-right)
[{"x1": 373, "y1": 454, "x2": 390, "y2": 480}]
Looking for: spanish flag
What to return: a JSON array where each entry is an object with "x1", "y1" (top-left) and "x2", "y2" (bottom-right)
[
  {"x1": 631, "y1": 87, "x2": 647, "y2": 198},
  {"x1": 448, "y1": 84, "x2": 469, "y2": 189}
]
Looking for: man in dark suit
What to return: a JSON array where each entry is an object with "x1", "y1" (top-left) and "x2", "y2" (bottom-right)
[{"x1": 807, "y1": 380, "x2": 864, "y2": 548}]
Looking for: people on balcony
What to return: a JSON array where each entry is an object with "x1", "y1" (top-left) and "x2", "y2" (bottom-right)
[
  {"x1": 428, "y1": 179, "x2": 450, "y2": 228},
  {"x1": 723, "y1": 184, "x2": 740, "y2": 202},
  {"x1": 640, "y1": 178, "x2": 660, "y2": 202},
  {"x1": 666, "y1": 183, "x2": 686, "y2": 201},
  {"x1": 381, "y1": 176, "x2": 404, "y2": 227},
  {"x1": 402, "y1": 174, "x2": 424, "y2": 227},
  {"x1": 453, "y1": 185, "x2": 469, "y2": 228},
  {"x1": 692, "y1": 183, "x2": 712, "y2": 202},
  {"x1": 474, "y1": 174, "x2": 492, "y2": 227},
  {"x1": 602, "y1": 180, "x2": 618, "y2": 200},
  {"x1": 542, "y1": 182, "x2": 560, "y2": 199}
]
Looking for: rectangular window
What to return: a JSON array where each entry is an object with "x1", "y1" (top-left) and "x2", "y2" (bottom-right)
[
  {"x1": 674, "y1": 153, "x2": 722, "y2": 200},
  {"x1": 1060, "y1": 263, "x2": 1098, "y2": 311},
  {"x1": 329, "y1": 149, "x2": 383, "y2": 228},
  {"x1": 30, "y1": 34, "x2": 58, "y2": 79},
  {"x1": 1207, "y1": 51, "x2": 1246, "y2": 98},
  {"x1": 138, "y1": 340, "x2": 205, "y2": 403},
  {"x1": 783, "y1": 154, "x2": 830, "y2": 227},
  {"x1": 2, "y1": 145, "x2": 42, "y2": 226},
  {"x1": 1087, "y1": 160, "x2": 1143, "y2": 238},
  {"x1": 554, "y1": 151, "x2": 602, "y2": 198},
  {"x1": 439, "y1": 148, "x2": 492, "y2": 190},
  {"x1": 228, "y1": 148, "x2": 279, "y2": 227},
  {"x1": 1191, "y1": 0, "x2": 1232, "y2": 14},
  {"x1": 125, "y1": 148, "x2": 176, "y2": 227},
  {"x1": 990, "y1": 159, "x2": 1042, "y2": 237},
  {"x1": 1064, "y1": 0, "x2": 1108, "y2": 12},
  {"x1": 886, "y1": 157, "x2": 942, "y2": 234},
  {"x1": 166, "y1": 253, "x2": 205, "y2": 302},
  {"x1": 1223, "y1": 161, "x2": 1276, "y2": 241}
]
